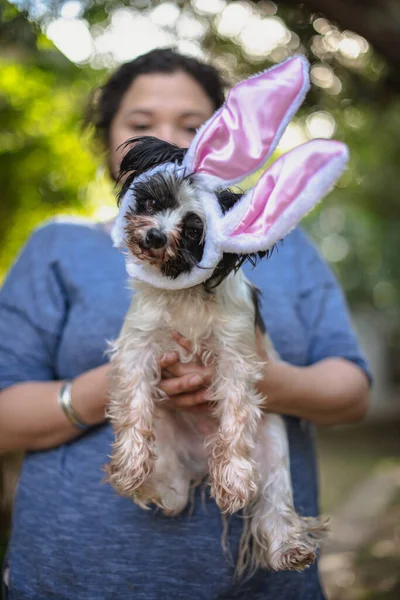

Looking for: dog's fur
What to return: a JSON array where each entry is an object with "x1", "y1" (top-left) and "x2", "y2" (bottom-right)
[{"x1": 105, "y1": 137, "x2": 328, "y2": 576}]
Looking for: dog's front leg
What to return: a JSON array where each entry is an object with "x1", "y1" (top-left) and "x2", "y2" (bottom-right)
[
  {"x1": 208, "y1": 348, "x2": 264, "y2": 514},
  {"x1": 105, "y1": 341, "x2": 160, "y2": 499}
]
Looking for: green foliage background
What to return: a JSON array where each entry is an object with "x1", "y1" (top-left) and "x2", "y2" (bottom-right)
[
  {"x1": 0, "y1": 0, "x2": 400, "y2": 323},
  {"x1": 0, "y1": 0, "x2": 107, "y2": 270}
]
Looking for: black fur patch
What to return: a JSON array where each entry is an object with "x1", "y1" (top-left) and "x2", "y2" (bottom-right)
[
  {"x1": 161, "y1": 212, "x2": 205, "y2": 279},
  {"x1": 250, "y1": 285, "x2": 267, "y2": 333},
  {"x1": 118, "y1": 136, "x2": 187, "y2": 204},
  {"x1": 133, "y1": 172, "x2": 180, "y2": 215},
  {"x1": 216, "y1": 188, "x2": 243, "y2": 214}
]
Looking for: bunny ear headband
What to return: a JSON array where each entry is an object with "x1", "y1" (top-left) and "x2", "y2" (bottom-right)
[{"x1": 113, "y1": 56, "x2": 349, "y2": 290}]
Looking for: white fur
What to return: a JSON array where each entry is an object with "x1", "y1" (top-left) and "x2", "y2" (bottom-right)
[
  {"x1": 106, "y1": 270, "x2": 328, "y2": 574},
  {"x1": 106, "y1": 54, "x2": 334, "y2": 575},
  {"x1": 112, "y1": 163, "x2": 187, "y2": 249},
  {"x1": 124, "y1": 181, "x2": 225, "y2": 290}
]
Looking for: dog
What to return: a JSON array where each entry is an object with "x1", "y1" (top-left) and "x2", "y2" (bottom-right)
[{"x1": 104, "y1": 57, "x2": 348, "y2": 575}]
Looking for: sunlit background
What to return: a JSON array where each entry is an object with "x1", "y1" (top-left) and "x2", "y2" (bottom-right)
[{"x1": 1, "y1": 1, "x2": 400, "y2": 598}]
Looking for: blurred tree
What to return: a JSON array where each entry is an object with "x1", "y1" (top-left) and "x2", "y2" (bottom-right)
[
  {"x1": 0, "y1": 0, "x2": 101, "y2": 269},
  {"x1": 0, "y1": 0, "x2": 399, "y2": 320},
  {"x1": 283, "y1": 0, "x2": 400, "y2": 90}
]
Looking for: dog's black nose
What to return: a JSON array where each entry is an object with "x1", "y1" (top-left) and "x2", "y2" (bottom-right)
[{"x1": 145, "y1": 228, "x2": 167, "y2": 249}]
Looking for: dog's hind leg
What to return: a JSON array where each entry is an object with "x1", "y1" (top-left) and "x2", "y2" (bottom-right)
[{"x1": 239, "y1": 414, "x2": 328, "y2": 574}]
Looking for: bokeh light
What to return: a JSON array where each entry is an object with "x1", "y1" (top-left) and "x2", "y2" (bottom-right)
[
  {"x1": 306, "y1": 111, "x2": 336, "y2": 139},
  {"x1": 46, "y1": 18, "x2": 94, "y2": 63}
]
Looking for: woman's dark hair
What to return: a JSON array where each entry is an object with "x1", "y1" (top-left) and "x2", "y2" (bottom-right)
[{"x1": 86, "y1": 48, "x2": 226, "y2": 149}]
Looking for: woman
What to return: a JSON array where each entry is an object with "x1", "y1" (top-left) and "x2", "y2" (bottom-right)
[{"x1": 0, "y1": 49, "x2": 370, "y2": 599}]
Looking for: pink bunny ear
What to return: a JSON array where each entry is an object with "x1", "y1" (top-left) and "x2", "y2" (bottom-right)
[
  {"x1": 182, "y1": 55, "x2": 310, "y2": 189},
  {"x1": 219, "y1": 139, "x2": 349, "y2": 254}
]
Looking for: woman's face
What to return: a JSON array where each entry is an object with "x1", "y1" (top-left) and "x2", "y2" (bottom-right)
[{"x1": 109, "y1": 70, "x2": 215, "y2": 179}]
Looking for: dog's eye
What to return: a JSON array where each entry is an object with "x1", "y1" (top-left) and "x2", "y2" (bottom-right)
[
  {"x1": 147, "y1": 198, "x2": 159, "y2": 211},
  {"x1": 186, "y1": 227, "x2": 201, "y2": 240},
  {"x1": 184, "y1": 214, "x2": 203, "y2": 240}
]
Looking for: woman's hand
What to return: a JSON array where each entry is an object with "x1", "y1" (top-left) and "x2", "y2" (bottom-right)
[
  {"x1": 159, "y1": 333, "x2": 213, "y2": 414},
  {"x1": 159, "y1": 329, "x2": 268, "y2": 416},
  {"x1": 157, "y1": 328, "x2": 369, "y2": 426}
]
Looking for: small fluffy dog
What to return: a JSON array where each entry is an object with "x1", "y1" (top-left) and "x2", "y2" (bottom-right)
[{"x1": 105, "y1": 57, "x2": 348, "y2": 575}]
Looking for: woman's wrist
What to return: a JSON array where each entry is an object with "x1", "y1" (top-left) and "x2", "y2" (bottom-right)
[
  {"x1": 68, "y1": 364, "x2": 111, "y2": 427},
  {"x1": 257, "y1": 360, "x2": 302, "y2": 415},
  {"x1": 58, "y1": 381, "x2": 91, "y2": 430}
]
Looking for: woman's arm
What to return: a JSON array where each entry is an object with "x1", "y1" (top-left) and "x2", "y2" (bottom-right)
[
  {"x1": 0, "y1": 340, "x2": 369, "y2": 454},
  {"x1": 0, "y1": 364, "x2": 110, "y2": 453},
  {"x1": 0, "y1": 358, "x2": 213, "y2": 453},
  {"x1": 158, "y1": 332, "x2": 370, "y2": 426},
  {"x1": 257, "y1": 357, "x2": 369, "y2": 426},
  {"x1": 158, "y1": 356, "x2": 370, "y2": 426}
]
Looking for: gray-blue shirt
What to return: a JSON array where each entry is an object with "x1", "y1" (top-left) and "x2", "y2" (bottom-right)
[{"x1": 0, "y1": 219, "x2": 370, "y2": 600}]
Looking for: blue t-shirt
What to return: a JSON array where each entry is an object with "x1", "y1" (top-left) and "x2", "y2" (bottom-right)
[{"x1": 0, "y1": 219, "x2": 370, "y2": 600}]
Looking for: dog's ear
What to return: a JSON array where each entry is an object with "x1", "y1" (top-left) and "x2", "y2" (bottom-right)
[
  {"x1": 216, "y1": 189, "x2": 244, "y2": 215},
  {"x1": 182, "y1": 56, "x2": 310, "y2": 190},
  {"x1": 218, "y1": 139, "x2": 349, "y2": 254}
]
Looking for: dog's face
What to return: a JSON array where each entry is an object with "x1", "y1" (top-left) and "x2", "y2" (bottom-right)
[
  {"x1": 124, "y1": 170, "x2": 206, "y2": 280},
  {"x1": 117, "y1": 136, "x2": 266, "y2": 288}
]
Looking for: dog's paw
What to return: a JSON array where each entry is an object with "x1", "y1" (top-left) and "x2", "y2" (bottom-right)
[
  {"x1": 268, "y1": 541, "x2": 317, "y2": 572},
  {"x1": 245, "y1": 510, "x2": 328, "y2": 574},
  {"x1": 265, "y1": 515, "x2": 328, "y2": 572},
  {"x1": 209, "y1": 453, "x2": 258, "y2": 513},
  {"x1": 104, "y1": 438, "x2": 156, "y2": 498}
]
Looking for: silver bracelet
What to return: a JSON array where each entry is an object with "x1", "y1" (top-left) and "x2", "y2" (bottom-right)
[{"x1": 58, "y1": 380, "x2": 90, "y2": 431}]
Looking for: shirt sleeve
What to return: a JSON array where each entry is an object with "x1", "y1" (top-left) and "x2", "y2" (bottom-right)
[
  {"x1": 295, "y1": 229, "x2": 372, "y2": 384},
  {"x1": 0, "y1": 224, "x2": 67, "y2": 390}
]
